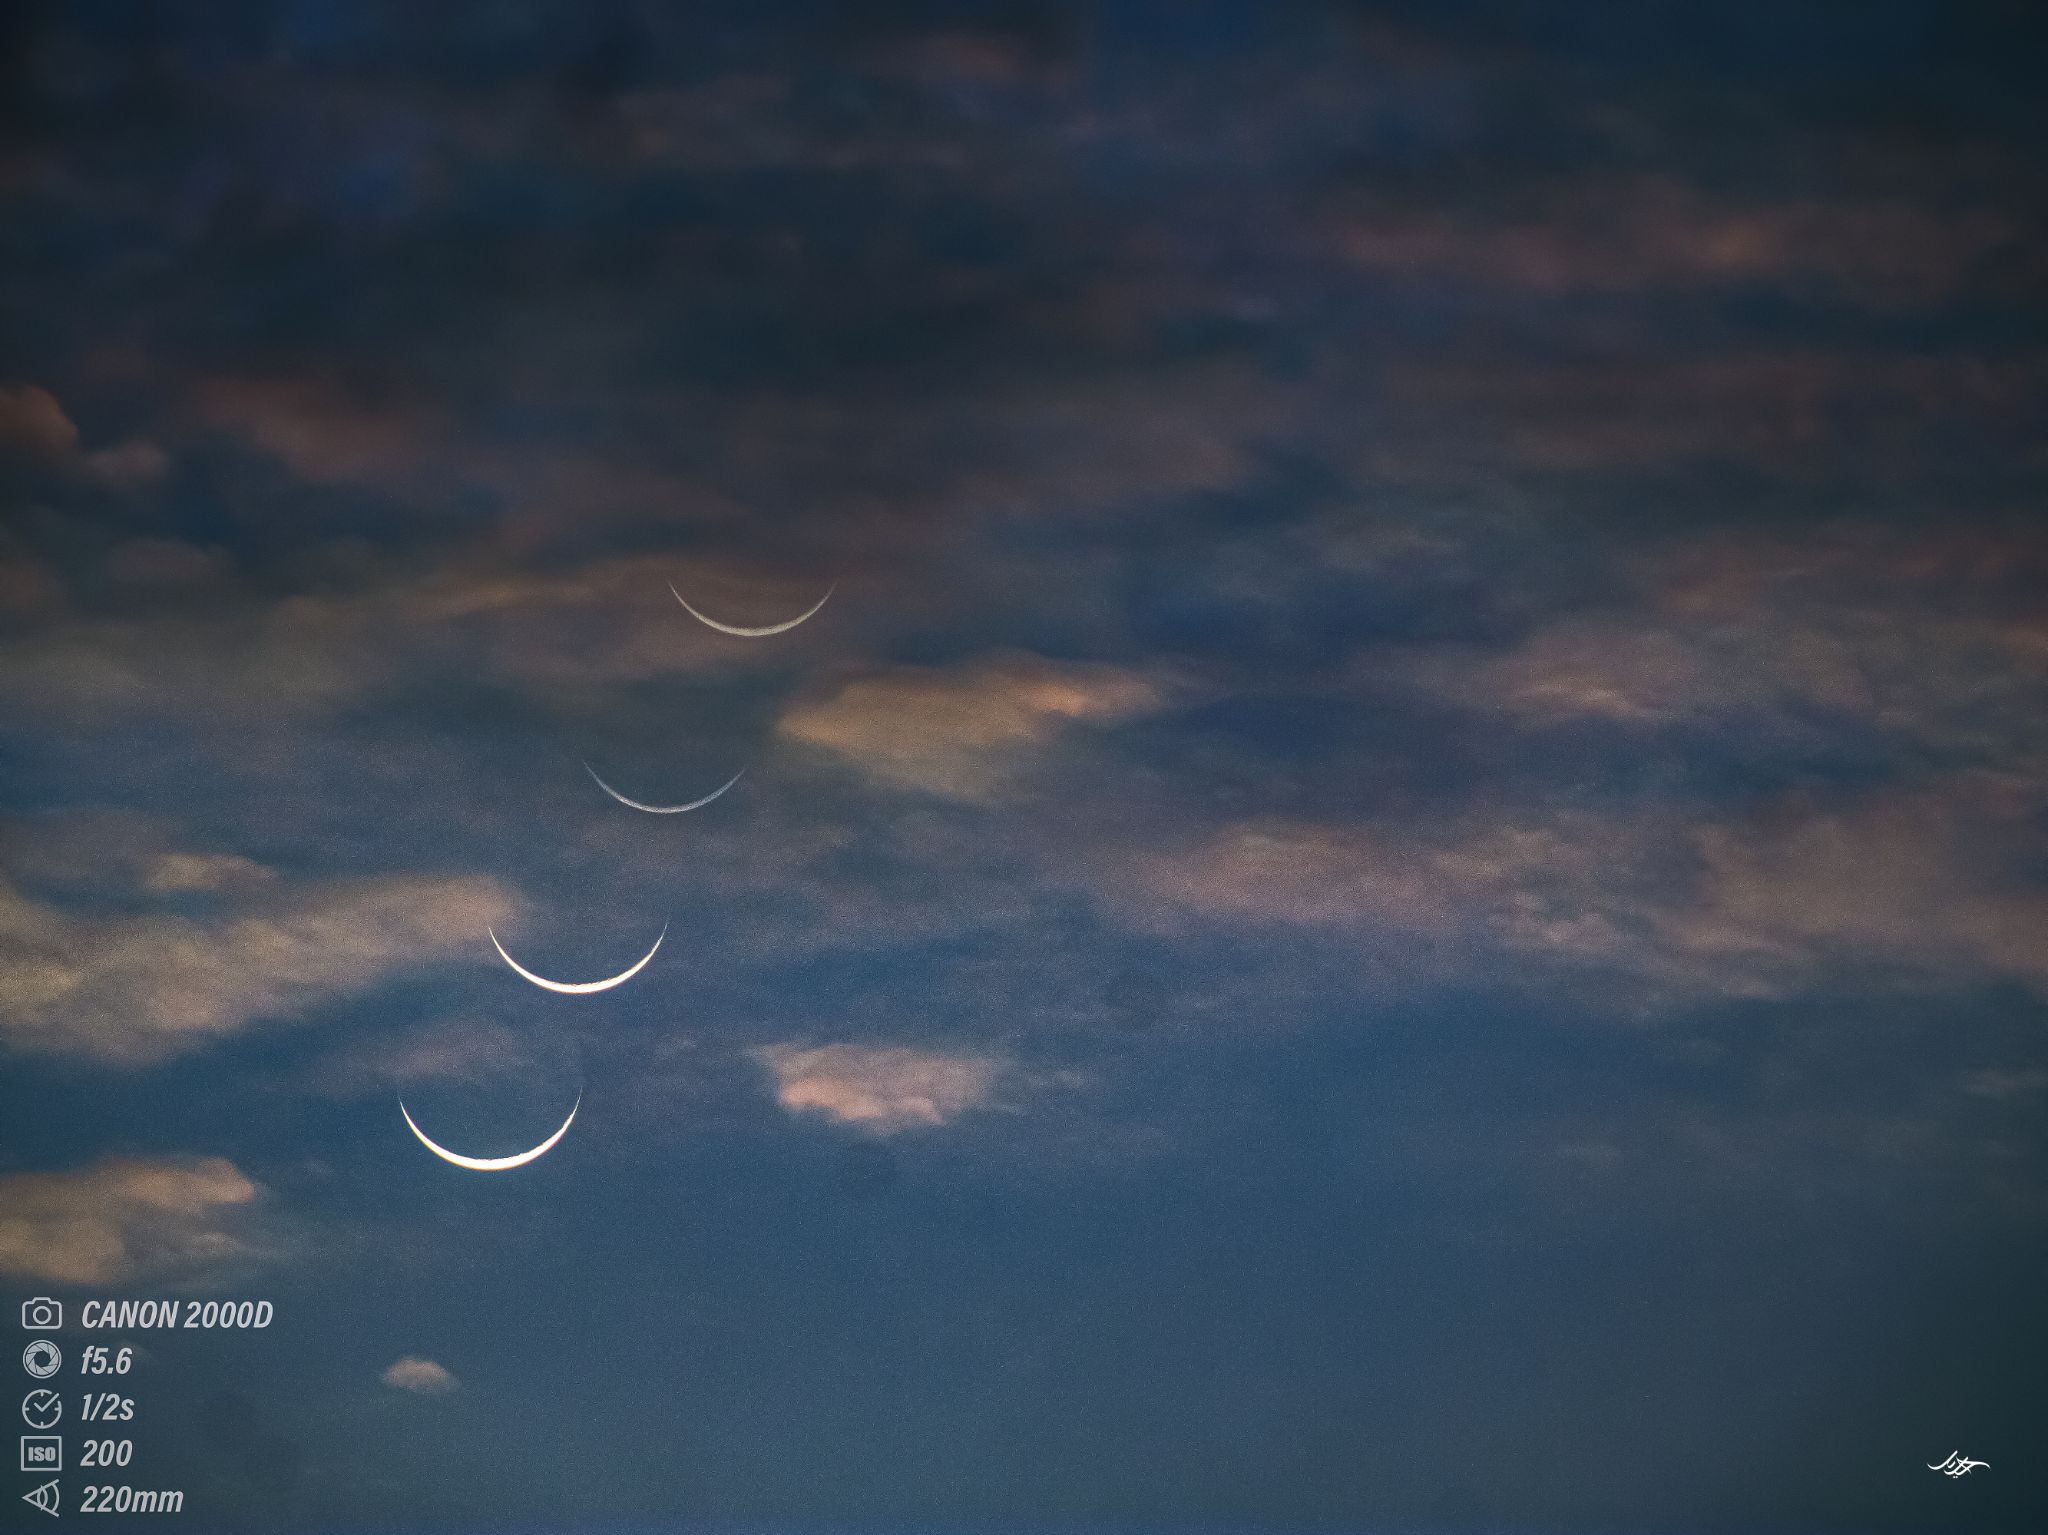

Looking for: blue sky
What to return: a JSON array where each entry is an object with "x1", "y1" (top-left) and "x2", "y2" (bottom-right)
[{"x1": 1, "y1": 2, "x2": 2044, "y2": 1530}]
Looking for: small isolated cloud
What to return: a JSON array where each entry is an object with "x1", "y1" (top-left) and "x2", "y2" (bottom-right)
[
  {"x1": 381, "y1": 1357, "x2": 459, "y2": 1394},
  {"x1": 0, "y1": 1156, "x2": 262, "y2": 1286},
  {"x1": 753, "y1": 1043, "x2": 1004, "y2": 1134},
  {"x1": 0, "y1": 870, "x2": 519, "y2": 1064},
  {"x1": 778, "y1": 652, "x2": 1164, "y2": 798}
]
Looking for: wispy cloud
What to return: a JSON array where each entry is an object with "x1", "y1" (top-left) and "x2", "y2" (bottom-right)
[
  {"x1": 0, "y1": 547, "x2": 772, "y2": 720},
  {"x1": 1327, "y1": 176, "x2": 2016, "y2": 307},
  {"x1": 1102, "y1": 774, "x2": 2048, "y2": 1008},
  {"x1": 0, "y1": 868, "x2": 519, "y2": 1064},
  {"x1": 0, "y1": 1156, "x2": 265, "y2": 1286},
  {"x1": 300, "y1": 1014, "x2": 557, "y2": 1100},
  {"x1": 1387, "y1": 522, "x2": 2048, "y2": 755},
  {"x1": 0, "y1": 382, "x2": 167, "y2": 485}
]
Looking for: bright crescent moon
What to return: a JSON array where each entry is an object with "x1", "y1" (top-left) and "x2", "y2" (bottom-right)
[
  {"x1": 401, "y1": 1093, "x2": 580, "y2": 1171},
  {"x1": 583, "y1": 761, "x2": 744, "y2": 814},
  {"x1": 488, "y1": 923, "x2": 666, "y2": 995},
  {"x1": 670, "y1": 580, "x2": 834, "y2": 637}
]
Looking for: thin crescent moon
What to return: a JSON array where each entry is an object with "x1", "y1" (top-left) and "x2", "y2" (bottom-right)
[
  {"x1": 670, "y1": 580, "x2": 834, "y2": 637},
  {"x1": 583, "y1": 761, "x2": 744, "y2": 814},
  {"x1": 488, "y1": 923, "x2": 666, "y2": 995},
  {"x1": 401, "y1": 1093, "x2": 580, "y2": 1171}
]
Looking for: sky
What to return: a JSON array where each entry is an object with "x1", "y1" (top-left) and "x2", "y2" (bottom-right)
[{"x1": 2, "y1": 1, "x2": 2046, "y2": 1531}]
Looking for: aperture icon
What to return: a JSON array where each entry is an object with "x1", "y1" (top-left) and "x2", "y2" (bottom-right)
[{"x1": 21, "y1": 1340, "x2": 61, "y2": 1380}]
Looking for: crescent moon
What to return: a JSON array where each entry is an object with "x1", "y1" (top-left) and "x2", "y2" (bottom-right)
[
  {"x1": 401, "y1": 1093, "x2": 580, "y2": 1171},
  {"x1": 488, "y1": 923, "x2": 666, "y2": 995},
  {"x1": 670, "y1": 580, "x2": 834, "y2": 637},
  {"x1": 583, "y1": 761, "x2": 744, "y2": 814}
]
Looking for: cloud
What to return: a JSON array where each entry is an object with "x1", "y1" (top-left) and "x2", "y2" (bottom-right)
[
  {"x1": 1668, "y1": 788, "x2": 2048, "y2": 992},
  {"x1": 191, "y1": 374, "x2": 731, "y2": 533},
  {"x1": 0, "y1": 1156, "x2": 263, "y2": 1286},
  {"x1": 82, "y1": 439, "x2": 171, "y2": 487},
  {"x1": 1390, "y1": 523, "x2": 2048, "y2": 757},
  {"x1": 0, "y1": 382, "x2": 166, "y2": 484},
  {"x1": 1102, "y1": 775, "x2": 2048, "y2": 1008},
  {"x1": 1374, "y1": 352, "x2": 2046, "y2": 477},
  {"x1": 753, "y1": 1043, "x2": 1005, "y2": 1133},
  {"x1": 1961, "y1": 1068, "x2": 2048, "y2": 1102},
  {"x1": 0, "y1": 546, "x2": 782, "y2": 721},
  {"x1": 1110, "y1": 813, "x2": 1672, "y2": 983},
  {"x1": 301, "y1": 1014, "x2": 556, "y2": 1100},
  {"x1": 0, "y1": 870, "x2": 520, "y2": 1064},
  {"x1": 106, "y1": 538, "x2": 232, "y2": 591},
  {"x1": 1325, "y1": 176, "x2": 2017, "y2": 308},
  {"x1": 194, "y1": 377, "x2": 443, "y2": 487},
  {"x1": 142, "y1": 852, "x2": 278, "y2": 894},
  {"x1": 0, "y1": 384, "x2": 80, "y2": 460},
  {"x1": 778, "y1": 652, "x2": 1165, "y2": 798},
  {"x1": 381, "y1": 1357, "x2": 459, "y2": 1394}
]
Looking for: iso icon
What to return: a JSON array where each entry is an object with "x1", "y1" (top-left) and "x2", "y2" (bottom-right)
[{"x1": 21, "y1": 1339, "x2": 61, "y2": 1379}]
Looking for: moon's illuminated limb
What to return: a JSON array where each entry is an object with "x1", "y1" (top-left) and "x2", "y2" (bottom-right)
[
  {"x1": 488, "y1": 923, "x2": 666, "y2": 994},
  {"x1": 669, "y1": 580, "x2": 834, "y2": 637},
  {"x1": 583, "y1": 761, "x2": 744, "y2": 814},
  {"x1": 401, "y1": 1093, "x2": 580, "y2": 1171}
]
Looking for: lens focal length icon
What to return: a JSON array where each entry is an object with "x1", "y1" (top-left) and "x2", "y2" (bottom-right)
[{"x1": 21, "y1": 1340, "x2": 61, "y2": 1379}]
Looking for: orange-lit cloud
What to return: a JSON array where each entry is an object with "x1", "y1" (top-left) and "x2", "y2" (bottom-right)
[
  {"x1": 779, "y1": 651, "x2": 1165, "y2": 798},
  {"x1": 0, "y1": 1155, "x2": 264, "y2": 1286}
]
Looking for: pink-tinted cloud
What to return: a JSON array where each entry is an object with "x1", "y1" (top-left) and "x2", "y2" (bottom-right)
[
  {"x1": 753, "y1": 1043, "x2": 1006, "y2": 1133},
  {"x1": 381, "y1": 1357, "x2": 459, "y2": 1394}
]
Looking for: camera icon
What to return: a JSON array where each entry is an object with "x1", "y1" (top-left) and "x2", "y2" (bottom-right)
[{"x1": 20, "y1": 1299, "x2": 60, "y2": 1331}]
